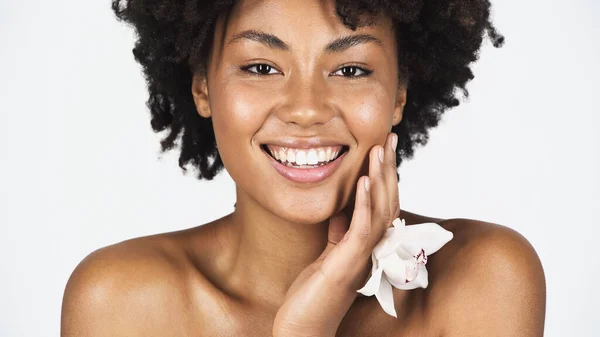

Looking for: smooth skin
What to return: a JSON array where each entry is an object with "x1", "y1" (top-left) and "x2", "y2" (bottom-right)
[{"x1": 61, "y1": 0, "x2": 546, "y2": 336}]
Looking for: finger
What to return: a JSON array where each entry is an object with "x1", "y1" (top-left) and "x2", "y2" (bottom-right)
[
  {"x1": 328, "y1": 212, "x2": 350, "y2": 245},
  {"x1": 333, "y1": 145, "x2": 388, "y2": 282},
  {"x1": 368, "y1": 144, "x2": 391, "y2": 246},
  {"x1": 326, "y1": 176, "x2": 371, "y2": 258},
  {"x1": 318, "y1": 212, "x2": 350, "y2": 258},
  {"x1": 320, "y1": 176, "x2": 371, "y2": 278},
  {"x1": 383, "y1": 133, "x2": 401, "y2": 221},
  {"x1": 345, "y1": 175, "x2": 372, "y2": 251}
]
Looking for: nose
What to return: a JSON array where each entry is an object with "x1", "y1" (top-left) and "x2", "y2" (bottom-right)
[{"x1": 276, "y1": 74, "x2": 334, "y2": 128}]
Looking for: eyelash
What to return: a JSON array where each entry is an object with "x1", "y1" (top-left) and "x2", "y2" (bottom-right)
[
  {"x1": 330, "y1": 64, "x2": 373, "y2": 78},
  {"x1": 240, "y1": 63, "x2": 373, "y2": 78},
  {"x1": 241, "y1": 63, "x2": 281, "y2": 76}
]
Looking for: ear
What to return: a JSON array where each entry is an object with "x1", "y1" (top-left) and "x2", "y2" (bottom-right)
[
  {"x1": 393, "y1": 86, "x2": 407, "y2": 126},
  {"x1": 191, "y1": 74, "x2": 211, "y2": 118}
]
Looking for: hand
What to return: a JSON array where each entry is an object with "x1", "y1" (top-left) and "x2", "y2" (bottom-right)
[{"x1": 272, "y1": 133, "x2": 401, "y2": 337}]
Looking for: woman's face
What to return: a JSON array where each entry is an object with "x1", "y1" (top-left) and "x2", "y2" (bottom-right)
[{"x1": 193, "y1": 0, "x2": 406, "y2": 224}]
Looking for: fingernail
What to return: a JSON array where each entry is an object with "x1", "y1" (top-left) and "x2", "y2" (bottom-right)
[
  {"x1": 364, "y1": 177, "x2": 370, "y2": 192},
  {"x1": 378, "y1": 147, "x2": 384, "y2": 163},
  {"x1": 392, "y1": 134, "x2": 398, "y2": 152}
]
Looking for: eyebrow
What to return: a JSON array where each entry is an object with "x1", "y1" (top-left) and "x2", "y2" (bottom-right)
[
  {"x1": 227, "y1": 30, "x2": 383, "y2": 53},
  {"x1": 228, "y1": 30, "x2": 290, "y2": 51},
  {"x1": 324, "y1": 34, "x2": 383, "y2": 53}
]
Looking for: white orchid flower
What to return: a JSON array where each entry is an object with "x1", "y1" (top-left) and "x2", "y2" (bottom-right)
[{"x1": 357, "y1": 218, "x2": 454, "y2": 318}]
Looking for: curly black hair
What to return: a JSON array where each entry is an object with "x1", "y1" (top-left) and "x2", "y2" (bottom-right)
[{"x1": 111, "y1": 0, "x2": 504, "y2": 180}]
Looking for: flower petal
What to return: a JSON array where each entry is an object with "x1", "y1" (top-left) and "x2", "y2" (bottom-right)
[
  {"x1": 392, "y1": 218, "x2": 406, "y2": 228},
  {"x1": 372, "y1": 218, "x2": 408, "y2": 259},
  {"x1": 372, "y1": 228, "x2": 400, "y2": 259},
  {"x1": 414, "y1": 265, "x2": 429, "y2": 288},
  {"x1": 357, "y1": 266, "x2": 384, "y2": 296},
  {"x1": 402, "y1": 223, "x2": 453, "y2": 254},
  {"x1": 363, "y1": 218, "x2": 453, "y2": 318},
  {"x1": 371, "y1": 251, "x2": 379, "y2": 271},
  {"x1": 374, "y1": 277, "x2": 397, "y2": 318},
  {"x1": 396, "y1": 265, "x2": 429, "y2": 290},
  {"x1": 398, "y1": 241, "x2": 422, "y2": 258},
  {"x1": 380, "y1": 254, "x2": 413, "y2": 286}
]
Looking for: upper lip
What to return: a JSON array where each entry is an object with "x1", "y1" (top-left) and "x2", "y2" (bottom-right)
[{"x1": 261, "y1": 138, "x2": 349, "y2": 149}]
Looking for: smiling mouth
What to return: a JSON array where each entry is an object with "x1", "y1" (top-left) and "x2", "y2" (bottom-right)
[{"x1": 260, "y1": 144, "x2": 349, "y2": 168}]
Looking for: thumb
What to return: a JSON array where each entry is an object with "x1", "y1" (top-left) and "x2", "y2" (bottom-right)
[{"x1": 322, "y1": 212, "x2": 350, "y2": 257}]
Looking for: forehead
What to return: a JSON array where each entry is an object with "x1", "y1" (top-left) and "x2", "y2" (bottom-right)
[{"x1": 221, "y1": 0, "x2": 396, "y2": 51}]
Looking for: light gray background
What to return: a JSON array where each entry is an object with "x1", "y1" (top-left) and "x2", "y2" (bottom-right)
[{"x1": 1, "y1": 0, "x2": 598, "y2": 336}]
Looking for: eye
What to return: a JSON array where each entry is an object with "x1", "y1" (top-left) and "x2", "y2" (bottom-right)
[
  {"x1": 241, "y1": 63, "x2": 281, "y2": 75},
  {"x1": 331, "y1": 65, "x2": 373, "y2": 78}
]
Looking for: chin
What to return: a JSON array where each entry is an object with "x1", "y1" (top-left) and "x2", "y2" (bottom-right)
[
  {"x1": 268, "y1": 191, "x2": 345, "y2": 225},
  {"x1": 276, "y1": 208, "x2": 334, "y2": 226}
]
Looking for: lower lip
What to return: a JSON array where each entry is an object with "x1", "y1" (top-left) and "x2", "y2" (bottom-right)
[{"x1": 263, "y1": 149, "x2": 347, "y2": 183}]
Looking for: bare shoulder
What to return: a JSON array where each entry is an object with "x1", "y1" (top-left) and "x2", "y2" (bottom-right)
[
  {"x1": 60, "y1": 227, "x2": 212, "y2": 337},
  {"x1": 424, "y1": 217, "x2": 546, "y2": 337}
]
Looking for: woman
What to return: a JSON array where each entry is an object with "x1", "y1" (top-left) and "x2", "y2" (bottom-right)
[{"x1": 61, "y1": 0, "x2": 546, "y2": 336}]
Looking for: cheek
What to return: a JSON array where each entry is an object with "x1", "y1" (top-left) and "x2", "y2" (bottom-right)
[
  {"x1": 211, "y1": 81, "x2": 270, "y2": 145},
  {"x1": 214, "y1": 82, "x2": 266, "y2": 127},
  {"x1": 209, "y1": 80, "x2": 277, "y2": 185},
  {"x1": 335, "y1": 85, "x2": 393, "y2": 145}
]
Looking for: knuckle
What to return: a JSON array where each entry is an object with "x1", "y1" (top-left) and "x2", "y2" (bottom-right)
[
  {"x1": 357, "y1": 225, "x2": 371, "y2": 242},
  {"x1": 378, "y1": 198, "x2": 389, "y2": 216},
  {"x1": 377, "y1": 165, "x2": 386, "y2": 179},
  {"x1": 380, "y1": 208, "x2": 393, "y2": 226},
  {"x1": 392, "y1": 206, "x2": 400, "y2": 220},
  {"x1": 391, "y1": 201, "x2": 400, "y2": 219}
]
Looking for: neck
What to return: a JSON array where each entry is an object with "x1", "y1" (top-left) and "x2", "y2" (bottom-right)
[{"x1": 223, "y1": 185, "x2": 333, "y2": 310}]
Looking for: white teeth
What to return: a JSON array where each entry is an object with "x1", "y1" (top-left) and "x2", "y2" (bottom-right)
[
  {"x1": 278, "y1": 150, "x2": 286, "y2": 162},
  {"x1": 307, "y1": 149, "x2": 318, "y2": 165},
  {"x1": 317, "y1": 149, "x2": 326, "y2": 162},
  {"x1": 295, "y1": 150, "x2": 307, "y2": 165},
  {"x1": 266, "y1": 145, "x2": 345, "y2": 166}
]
